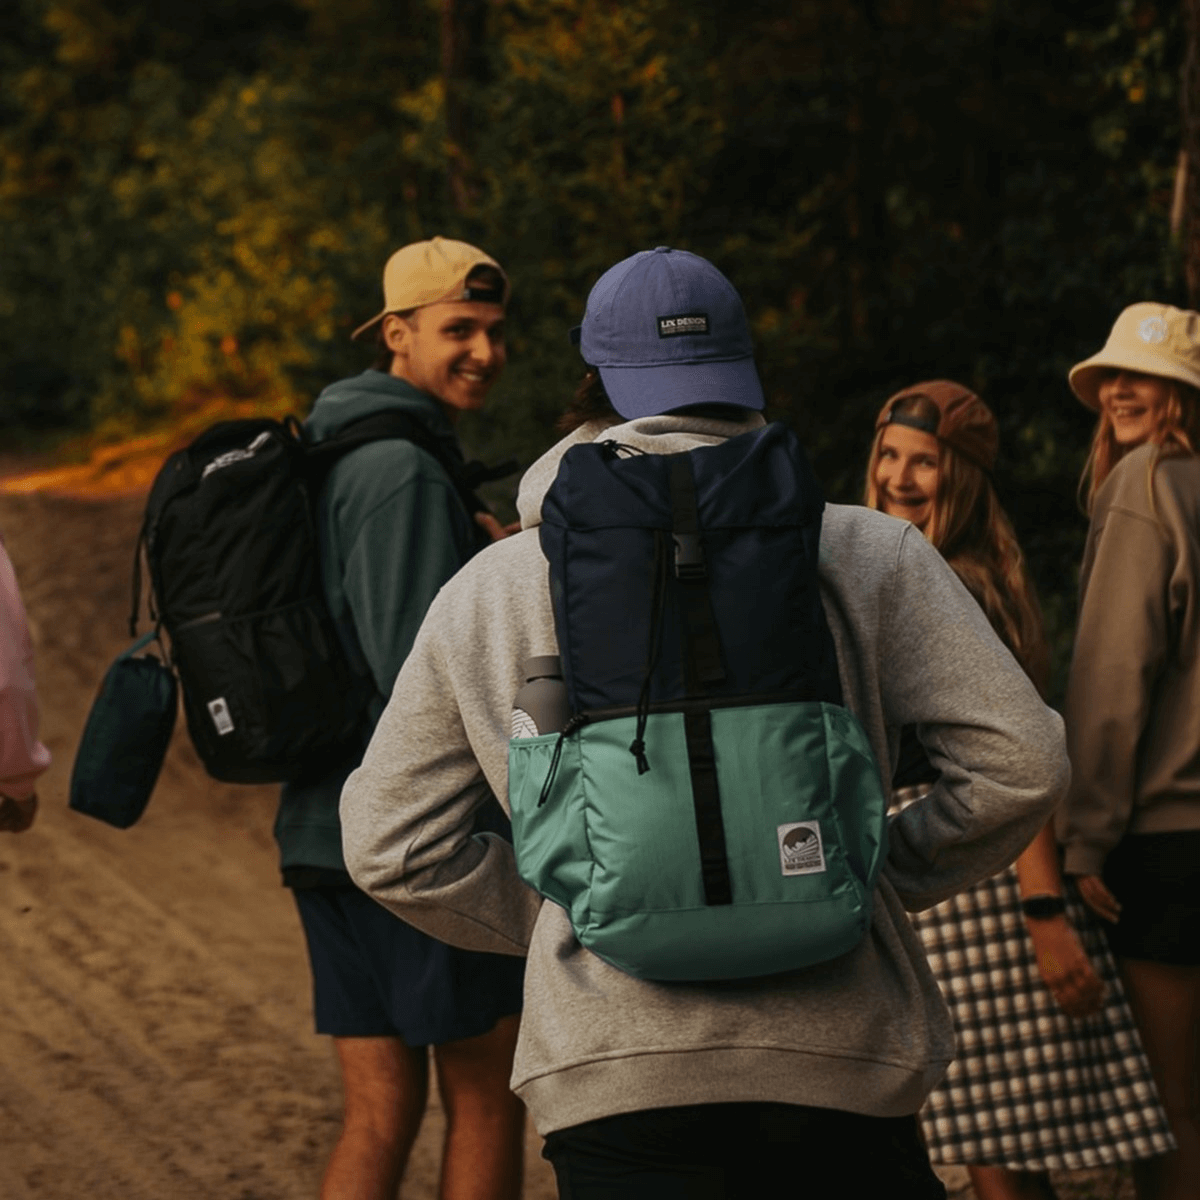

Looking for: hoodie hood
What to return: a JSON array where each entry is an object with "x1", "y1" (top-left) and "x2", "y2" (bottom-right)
[
  {"x1": 515, "y1": 410, "x2": 767, "y2": 530},
  {"x1": 305, "y1": 369, "x2": 459, "y2": 454}
]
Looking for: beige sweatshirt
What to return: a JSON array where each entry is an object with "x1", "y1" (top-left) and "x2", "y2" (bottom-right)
[
  {"x1": 1058, "y1": 442, "x2": 1200, "y2": 876},
  {"x1": 341, "y1": 414, "x2": 1069, "y2": 1136}
]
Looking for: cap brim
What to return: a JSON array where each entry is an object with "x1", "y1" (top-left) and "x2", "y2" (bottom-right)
[
  {"x1": 1069, "y1": 350, "x2": 1200, "y2": 409},
  {"x1": 597, "y1": 357, "x2": 765, "y2": 420},
  {"x1": 351, "y1": 310, "x2": 386, "y2": 341}
]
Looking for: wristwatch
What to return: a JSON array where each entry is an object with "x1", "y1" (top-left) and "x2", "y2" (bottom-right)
[{"x1": 1021, "y1": 894, "x2": 1066, "y2": 920}]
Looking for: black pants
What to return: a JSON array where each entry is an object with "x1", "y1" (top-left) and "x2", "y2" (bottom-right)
[{"x1": 542, "y1": 1102, "x2": 947, "y2": 1199}]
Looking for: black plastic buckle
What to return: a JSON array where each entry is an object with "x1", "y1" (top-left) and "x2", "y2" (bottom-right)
[{"x1": 673, "y1": 533, "x2": 706, "y2": 580}]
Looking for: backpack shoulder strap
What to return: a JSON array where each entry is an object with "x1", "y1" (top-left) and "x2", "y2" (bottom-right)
[{"x1": 306, "y1": 410, "x2": 516, "y2": 518}]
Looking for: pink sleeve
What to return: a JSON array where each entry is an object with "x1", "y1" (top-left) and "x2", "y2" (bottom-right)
[{"x1": 0, "y1": 541, "x2": 50, "y2": 798}]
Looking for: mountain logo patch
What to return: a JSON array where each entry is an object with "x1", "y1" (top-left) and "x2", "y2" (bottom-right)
[{"x1": 778, "y1": 821, "x2": 826, "y2": 875}]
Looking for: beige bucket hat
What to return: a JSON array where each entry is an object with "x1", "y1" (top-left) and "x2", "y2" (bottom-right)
[
  {"x1": 1069, "y1": 302, "x2": 1200, "y2": 410},
  {"x1": 351, "y1": 236, "x2": 509, "y2": 339}
]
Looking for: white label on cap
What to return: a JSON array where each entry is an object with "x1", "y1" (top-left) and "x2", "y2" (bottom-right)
[
  {"x1": 658, "y1": 313, "x2": 710, "y2": 338},
  {"x1": 208, "y1": 698, "x2": 235, "y2": 736},
  {"x1": 1139, "y1": 316, "x2": 1168, "y2": 344}
]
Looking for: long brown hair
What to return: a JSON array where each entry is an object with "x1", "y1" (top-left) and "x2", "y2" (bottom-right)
[
  {"x1": 1079, "y1": 378, "x2": 1200, "y2": 512},
  {"x1": 865, "y1": 394, "x2": 1051, "y2": 694}
]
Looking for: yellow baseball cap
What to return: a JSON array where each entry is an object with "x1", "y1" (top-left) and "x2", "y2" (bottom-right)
[
  {"x1": 351, "y1": 236, "x2": 509, "y2": 339},
  {"x1": 1069, "y1": 302, "x2": 1200, "y2": 409}
]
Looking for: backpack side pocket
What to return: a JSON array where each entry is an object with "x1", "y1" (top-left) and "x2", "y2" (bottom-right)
[
  {"x1": 820, "y1": 702, "x2": 889, "y2": 893},
  {"x1": 171, "y1": 599, "x2": 370, "y2": 783},
  {"x1": 508, "y1": 732, "x2": 590, "y2": 921}
]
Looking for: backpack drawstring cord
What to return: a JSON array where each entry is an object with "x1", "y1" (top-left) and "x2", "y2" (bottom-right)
[{"x1": 537, "y1": 713, "x2": 588, "y2": 807}]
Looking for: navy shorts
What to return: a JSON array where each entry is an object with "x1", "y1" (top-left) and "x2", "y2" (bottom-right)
[
  {"x1": 1103, "y1": 830, "x2": 1200, "y2": 965},
  {"x1": 293, "y1": 884, "x2": 525, "y2": 1044}
]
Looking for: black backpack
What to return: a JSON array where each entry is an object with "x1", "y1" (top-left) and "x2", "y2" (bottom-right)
[{"x1": 132, "y1": 412, "x2": 512, "y2": 784}]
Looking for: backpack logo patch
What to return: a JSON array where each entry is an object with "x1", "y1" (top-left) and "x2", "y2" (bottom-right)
[
  {"x1": 778, "y1": 821, "x2": 826, "y2": 876},
  {"x1": 657, "y1": 313, "x2": 710, "y2": 338},
  {"x1": 207, "y1": 697, "x2": 235, "y2": 736}
]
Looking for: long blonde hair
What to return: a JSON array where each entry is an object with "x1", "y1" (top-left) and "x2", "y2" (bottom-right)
[
  {"x1": 1079, "y1": 379, "x2": 1200, "y2": 512},
  {"x1": 865, "y1": 394, "x2": 1050, "y2": 694}
]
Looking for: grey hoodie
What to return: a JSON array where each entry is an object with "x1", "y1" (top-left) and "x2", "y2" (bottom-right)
[{"x1": 341, "y1": 413, "x2": 1069, "y2": 1135}]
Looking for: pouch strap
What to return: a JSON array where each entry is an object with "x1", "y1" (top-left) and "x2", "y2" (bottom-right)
[
  {"x1": 129, "y1": 527, "x2": 144, "y2": 638},
  {"x1": 120, "y1": 629, "x2": 160, "y2": 660}
]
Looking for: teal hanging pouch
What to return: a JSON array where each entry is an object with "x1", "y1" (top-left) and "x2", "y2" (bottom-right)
[{"x1": 69, "y1": 631, "x2": 177, "y2": 829}]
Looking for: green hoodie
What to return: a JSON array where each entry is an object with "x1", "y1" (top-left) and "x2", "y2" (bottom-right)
[{"x1": 275, "y1": 370, "x2": 481, "y2": 880}]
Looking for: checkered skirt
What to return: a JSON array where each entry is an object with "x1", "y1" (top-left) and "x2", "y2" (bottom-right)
[{"x1": 911, "y1": 865, "x2": 1175, "y2": 1170}]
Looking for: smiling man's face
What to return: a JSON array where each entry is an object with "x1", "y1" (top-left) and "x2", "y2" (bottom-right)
[{"x1": 384, "y1": 299, "x2": 507, "y2": 419}]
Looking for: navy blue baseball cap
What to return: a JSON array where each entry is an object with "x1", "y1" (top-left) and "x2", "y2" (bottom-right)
[{"x1": 573, "y1": 247, "x2": 766, "y2": 420}]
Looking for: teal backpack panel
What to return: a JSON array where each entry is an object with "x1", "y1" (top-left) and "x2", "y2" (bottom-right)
[{"x1": 510, "y1": 702, "x2": 888, "y2": 981}]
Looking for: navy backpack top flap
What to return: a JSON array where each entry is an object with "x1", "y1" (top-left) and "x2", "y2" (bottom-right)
[{"x1": 539, "y1": 422, "x2": 841, "y2": 715}]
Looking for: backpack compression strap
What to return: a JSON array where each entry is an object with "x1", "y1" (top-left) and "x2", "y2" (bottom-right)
[{"x1": 669, "y1": 455, "x2": 733, "y2": 908}]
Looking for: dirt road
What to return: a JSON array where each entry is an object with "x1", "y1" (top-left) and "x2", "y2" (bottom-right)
[
  {"x1": 0, "y1": 490, "x2": 557, "y2": 1199},
  {"x1": 0, "y1": 487, "x2": 1139, "y2": 1199}
]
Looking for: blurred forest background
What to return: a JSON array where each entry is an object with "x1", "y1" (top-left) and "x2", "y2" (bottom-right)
[{"x1": 0, "y1": 0, "x2": 1195, "y2": 697}]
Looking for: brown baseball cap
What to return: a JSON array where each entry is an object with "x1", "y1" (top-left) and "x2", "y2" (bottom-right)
[
  {"x1": 351, "y1": 236, "x2": 509, "y2": 339},
  {"x1": 875, "y1": 380, "x2": 998, "y2": 472},
  {"x1": 1068, "y1": 302, "x2": 1200, "y2": 410}
]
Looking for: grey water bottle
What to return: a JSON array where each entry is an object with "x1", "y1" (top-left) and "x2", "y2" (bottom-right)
[{"x1": 511, "y1": 656, "x2": 569, "y2": 738}]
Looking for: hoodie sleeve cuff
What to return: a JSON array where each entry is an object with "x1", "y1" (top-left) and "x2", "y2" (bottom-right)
[{"x1": 1061, "y1": 842, "x2": 1109, "y2": 877}]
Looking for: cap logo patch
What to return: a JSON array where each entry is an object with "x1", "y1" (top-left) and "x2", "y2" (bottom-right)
[
  {"x1": 1139, "y1": 316, "x2": 1168, "y2": 344},
  {"x1": 658, "y1": 313, "x2": 710, "y2": 338}
]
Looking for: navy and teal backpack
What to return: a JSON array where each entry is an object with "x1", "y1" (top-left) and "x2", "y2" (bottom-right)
[{"x1": 507, "y1": 422, "x2": 889, "y2": 982}]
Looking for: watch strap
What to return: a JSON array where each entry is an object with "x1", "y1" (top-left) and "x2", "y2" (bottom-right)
[{"x1": 1021, "y1": 894, "x2": 1066, "y2": 919}]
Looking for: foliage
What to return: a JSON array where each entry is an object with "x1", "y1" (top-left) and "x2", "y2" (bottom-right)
[{"x1": 0, "y1": 0, "x2": 1186, "y2": 696}]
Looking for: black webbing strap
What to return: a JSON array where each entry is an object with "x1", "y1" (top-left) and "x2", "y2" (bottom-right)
[
  {"x1": 668, "y1": 456, "x2": 732, "y2": 907},
  {"x1": 668, "y1": 457, "x2": 725, "y2": 691},
  {"x1": 685, "y1": 709, "x2": 732, "y2": 906}
]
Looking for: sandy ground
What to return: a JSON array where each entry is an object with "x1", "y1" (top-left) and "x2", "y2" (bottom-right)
[
  {"x1": 0, "y1": 490, "x2": 557, "y2": 1199},
  {"x1": 0, "y1": 487, "x2": 1144, "y2": 1199}
]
